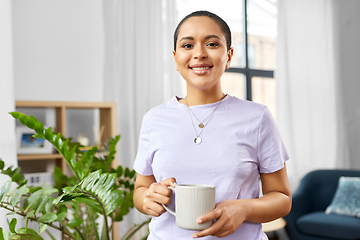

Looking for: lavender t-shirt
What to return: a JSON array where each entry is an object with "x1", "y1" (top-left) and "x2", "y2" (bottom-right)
[{"x1": 134, "y1": 95, "x2": 289, "y2": 240}]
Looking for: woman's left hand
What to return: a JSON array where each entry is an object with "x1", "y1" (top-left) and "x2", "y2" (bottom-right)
[{"x1": 192, "y1": 199, "x2": 247, "y2": 238}]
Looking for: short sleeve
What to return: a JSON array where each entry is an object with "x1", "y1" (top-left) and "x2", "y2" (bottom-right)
[
  {"x1": 133, "y1": 118, "x2": 154, "y2": 176},
  {"x1": 257, "y1": 107, "x2": 289, "y2": 173}
]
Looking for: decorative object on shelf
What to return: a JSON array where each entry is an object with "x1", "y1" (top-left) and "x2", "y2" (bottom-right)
[
  {"x1": 76, "y1": 133, "x2": 90, "y2": 147},
  {"x1": 93, "y1": 124, "x2": 105, "y2": 146},
  {"x1": 0, "y1": 112, "x2": 150, "y2": 240},
  {"x1": 16, "y1": 126, "x2": 53, "y2": 154}
]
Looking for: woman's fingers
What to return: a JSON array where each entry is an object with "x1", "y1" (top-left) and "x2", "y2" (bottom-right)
[
  {"x1": 196, "y1": 208, "x2": 221, "y2": 225},
  {"x1": 142, "y1": 177, "x2": 177, "y2": 216},
  {"x1": 143, "y1": 200, "x2": 165, "y2": 217},
  {"x1": 159, "y1": 177, "x2": 177, "y2": 187},
  {"x1": 193, "y1": 200, "x2": 246, "y2": 238},
  {"x1": 192, "y1": 211, "x2": 225, "y2": 238}
]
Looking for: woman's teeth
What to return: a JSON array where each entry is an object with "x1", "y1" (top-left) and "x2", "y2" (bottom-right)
[{"x1": 192, "y1": 67, "x2": 210, "y2": 70}]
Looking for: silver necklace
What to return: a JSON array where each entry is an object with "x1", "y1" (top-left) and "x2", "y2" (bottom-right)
[{"x1": 185, "y1": 95, "x2": 226, "y2": 144}]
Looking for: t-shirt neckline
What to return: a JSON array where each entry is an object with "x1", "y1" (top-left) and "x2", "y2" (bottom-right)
[{"x1": 173, "y1": 94, "x2": 230, "y2": 110}]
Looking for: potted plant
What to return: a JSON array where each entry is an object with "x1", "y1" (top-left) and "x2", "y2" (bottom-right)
[{"x1": 0, "y1": 112, "x2": 149, "y2": 240}]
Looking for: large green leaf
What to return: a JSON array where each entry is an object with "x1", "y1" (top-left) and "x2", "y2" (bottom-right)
[
  {"x1": 38, "y1": 223, "x2": 49, "y2": 234},
  {"x1": 97, "y1": 174, "x2": 116, "y2": 199},
  {"x1": 25, "y1": 116, "x2": 37, "y2": 129},
  {"x1": 82, "y1": 170, "x2": 102, "y2": 191},
  {"x1": 55, "y1": 212, "x2": 67, "y2": 222},
  {"x1": 9, "y1": 218, "x2": 16, "y2": 234},
  {"x1": 66, "y1": 218, "x2": 83, "y2": 228},
  {"x1": 16, "y1": 228, "x2": 44, "y2": 240},
  {"x1": 42, "y1": 186, "x2": 58, "y2": 196},
  {"x1": 23, "y1": 190, "x2": 42, "y2": 212},
  {"x1": 54, "y1": 192, "x2": 84, "y2": 204},
  {"x1": 18, "y1": 113, "x2": 28, "y2": 125},
  {"x1": 35, "y1": 194, "x2": 49, "y2": 215},
  {"x1": 0, "y1": 160, "x2": 4, "y2": 170},
  {"x1": 105, "y1": 189, "x2": 123, "y2": 214},
  {"x1": 10, "y1": 185, "x2": 28, "y2": 207},
  {"x1": 9, "y1": 111, "x2": 19, "y2": 119},
  {"x1": 11, "y1": 173, "x2": 21, "y2": 183},
  {"x1": 0, "y1": 227, "x2": 4, "y2": 240},
  {"x1": 38, "y1": 213, "x2": 57, "y2": 223},
  {"x1": 73, "y1": 198, "x2": 102, "y2": 213},
  {"x1": 44, "y1": 198, "x2": 54, "y2": 213},
  {"x1": 91, "y1": 174, "x2": 108, "y2": 196},
  {"x1": 34, "y1": 121, "x2": 45, "y2": 135},
  {"x1": 0, "y1": 180, "x2": 11, "y2": 202},
  {"x1": 56, "y1": 205, "x2": 67, "y2": 214},
  {"x1": 44, "y1": 127, "x2": 53, "y2": 142}
]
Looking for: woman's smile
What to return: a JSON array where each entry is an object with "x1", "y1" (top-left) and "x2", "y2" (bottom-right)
[{"x1": 189, "y1": 63, "x2": 213, "y2": 75}]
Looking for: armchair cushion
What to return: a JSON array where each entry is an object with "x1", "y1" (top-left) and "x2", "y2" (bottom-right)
[
  {"x1": 297, "y1": 211, "x2": 360, "y2": 240},
  {"x1": 325, "y1": 176, "x2": 360, "y2": 218}
]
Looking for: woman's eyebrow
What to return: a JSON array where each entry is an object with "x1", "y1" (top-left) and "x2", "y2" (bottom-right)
[
  {"x1": 178, "y1": 35, "x2": 221, "y2": 43},
  {"x1": 178, "y1": 36, "x2": 194, "y2": 42},
  {"x1": 205, "y1": 35, "x2": 221, "y2": 40}
]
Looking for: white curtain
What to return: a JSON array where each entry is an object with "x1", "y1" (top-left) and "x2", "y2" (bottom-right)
[
  {"x1": 276, "y1": 0, "x2": 360, "y2": 191},
  {"x1": 102, "y1": 0, "x2": 181, "y2": 237},
  {"x1": 0, "y1": 0, "x2": 17, "y2": 228}
]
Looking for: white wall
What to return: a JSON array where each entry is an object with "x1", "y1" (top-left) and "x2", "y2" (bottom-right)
[
  {"x1": 12, "y1": 0, "x2": 104, "y2": 102},
  {"x1": 0, "y1": 0, "x2": 18, "y2": 230}
]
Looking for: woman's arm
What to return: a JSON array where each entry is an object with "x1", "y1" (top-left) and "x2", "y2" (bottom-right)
[
  {"x1": 133, "y1": 174, "x2": 177, "y2": 216},
  {"x1": 193, "y1": 164, "x2": 292, "y2": 238}
]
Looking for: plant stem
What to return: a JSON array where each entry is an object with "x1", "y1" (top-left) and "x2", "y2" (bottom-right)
[
  {"x1": 45, "y1": 229, "x2": 57, "y2": 240},
  {"x1": 121, "y1": 218, "x2": 151, "y2": 240},
  {"x1": 78, "y1": 191, "x2": 110, "y2": 240},
  {"x1": 90, "y1": 193, "x2": 110, "y2": 240},
  {"x1": 86, "y1": 206, "x2": 100, "y2": 240}
]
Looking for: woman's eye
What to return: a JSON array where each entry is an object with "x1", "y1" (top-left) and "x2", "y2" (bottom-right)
[
  {"x1": 182, "y1": 44, "x2": 193, "y2": 49},
  {"x1": 207, "y1": 42, "x2": 219, "y2": 47}
]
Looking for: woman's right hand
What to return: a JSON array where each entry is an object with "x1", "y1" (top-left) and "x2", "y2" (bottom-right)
[{"x1": 133, "y1": 175, "x2": 177, "y2": 217}]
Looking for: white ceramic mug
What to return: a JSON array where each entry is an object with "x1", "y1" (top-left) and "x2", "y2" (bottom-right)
[{"x1": 162, "y1": 184, "x2": 215, "y2": 230}]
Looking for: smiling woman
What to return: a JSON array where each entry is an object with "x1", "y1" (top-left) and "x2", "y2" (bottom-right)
[{"x1": 132, "y1": 10, "x2": 291, "y2": 240}]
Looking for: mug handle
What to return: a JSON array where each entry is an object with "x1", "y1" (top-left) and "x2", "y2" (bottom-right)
[{"x1": 161, "y1": 186, "x2": 176, "y2": 216}]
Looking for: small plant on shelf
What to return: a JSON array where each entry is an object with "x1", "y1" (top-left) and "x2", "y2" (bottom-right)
[{"x1": 0, "y1": 112, "x2": 149, "y2": 240}]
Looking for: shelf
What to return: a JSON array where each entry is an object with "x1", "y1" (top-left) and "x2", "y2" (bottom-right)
[
  {"x1": 18, "y1": 154, "x2": 62, "y2": 161},
  {"x1": 16, "y1": 101, "x2": 116, "y2": 109}
]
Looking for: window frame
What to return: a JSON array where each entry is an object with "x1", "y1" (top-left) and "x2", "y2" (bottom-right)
[{"x1": 225, "y1": 0, "x2": 274, "y2": 101}]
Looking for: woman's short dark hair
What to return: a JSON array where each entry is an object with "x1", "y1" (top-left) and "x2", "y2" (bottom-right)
[{"x1": 173, "y1": 10, "x2": 232, "y2": 51}]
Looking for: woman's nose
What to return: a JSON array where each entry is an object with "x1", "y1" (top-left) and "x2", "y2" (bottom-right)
[{"x1": 193, "y1": 46, "x2": 207, "y2": 59}]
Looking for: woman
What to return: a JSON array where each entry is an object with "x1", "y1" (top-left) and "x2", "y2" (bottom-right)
[{"x1": 133, "y1": 10, "x2": 291, "y2": 239}]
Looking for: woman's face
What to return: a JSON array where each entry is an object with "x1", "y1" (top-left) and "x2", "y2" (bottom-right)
[{"x1": 173, "y1": 16, "x2": 233, "y2": 93}]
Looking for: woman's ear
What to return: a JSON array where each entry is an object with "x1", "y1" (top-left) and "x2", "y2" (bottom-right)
[
  {"x1": 173, "y1": 50, "x2": 179, "y2": 71},
  {"x1": 226, "y1": 47, "x2": 234, "y2": 69}
]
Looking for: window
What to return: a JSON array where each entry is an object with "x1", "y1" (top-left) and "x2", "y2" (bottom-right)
[{"x1": 175, "y1": 0, "x2": 277, "y2": 117}]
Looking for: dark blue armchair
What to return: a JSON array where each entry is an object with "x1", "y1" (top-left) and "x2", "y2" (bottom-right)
[{"x1": 284, "y1": 169, "x2": 360, "y2": 240}]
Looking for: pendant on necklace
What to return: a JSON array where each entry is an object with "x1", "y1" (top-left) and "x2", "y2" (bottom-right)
[
  {"x1": 198, "y1": 123, "x2": 204, "y2": 128},
  {"x1": 194, "y1": 137, "x2": 202, "y2": 144}
]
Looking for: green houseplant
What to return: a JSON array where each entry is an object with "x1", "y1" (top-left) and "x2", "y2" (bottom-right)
[{"x1": 0, "y1": 112, "x2": 149, "y2": 240}]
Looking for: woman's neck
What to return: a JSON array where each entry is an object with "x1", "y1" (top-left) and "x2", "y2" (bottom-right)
[{"x1": 180, "y1": 91, "x2": 226, "y2": 106}]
